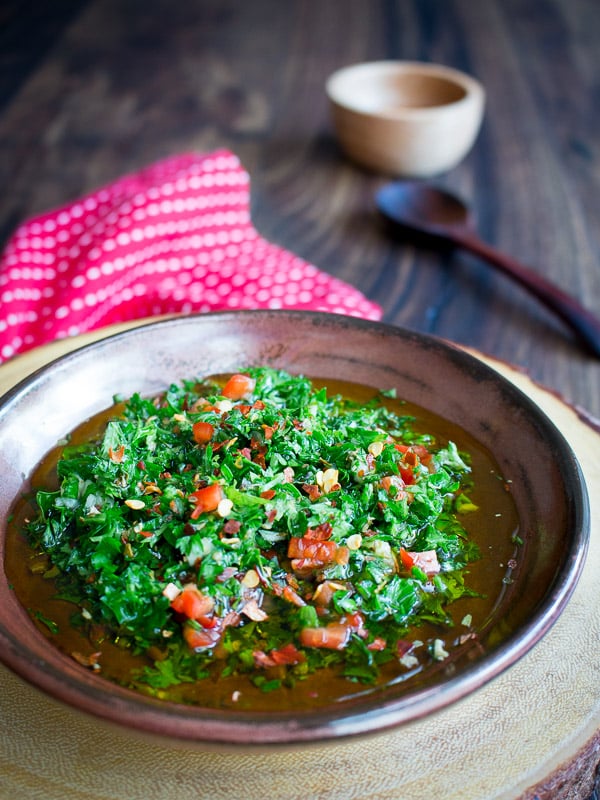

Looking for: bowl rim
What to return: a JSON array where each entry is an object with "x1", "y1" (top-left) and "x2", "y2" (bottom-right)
[
  {"x1": 325, "y1": 59, "x2": 485, "y2": 120},
  {"x1": 0, "y1": 311, "x2": 590, "y2": 747}
]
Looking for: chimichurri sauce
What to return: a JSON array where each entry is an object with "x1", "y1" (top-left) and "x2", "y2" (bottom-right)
[{"x1": 7, "y1": 367, "x2": 519, "y2": 711}]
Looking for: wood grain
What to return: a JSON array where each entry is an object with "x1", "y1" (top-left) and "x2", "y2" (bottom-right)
[
  {"x1": 0, "y1": 10, "x2": 598, "y2": 791},
  {"x1": 1, "y1": 0, "x2": 598, "y2": 417}
]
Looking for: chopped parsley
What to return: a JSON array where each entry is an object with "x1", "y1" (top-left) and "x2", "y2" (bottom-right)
[{"x1": 25, "y1": 367, "x2": 481, "y2": 697}]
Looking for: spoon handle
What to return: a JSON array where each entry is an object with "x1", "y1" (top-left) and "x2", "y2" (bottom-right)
[{"x1": 453, "y1": 232, "x2": 600, "y2": 358}]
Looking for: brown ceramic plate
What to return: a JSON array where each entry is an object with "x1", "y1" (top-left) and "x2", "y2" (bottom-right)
[{"x1": 0, "y1": 311, "x2": 589, "y2": 747}]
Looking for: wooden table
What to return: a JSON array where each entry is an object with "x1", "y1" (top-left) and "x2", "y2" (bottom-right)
[
  {"x1": 1, "y1": 1, "x2": 599, "y2": 797},
  {"x1": 2, "y1": 0, "x2": 599, "y2": 417}
]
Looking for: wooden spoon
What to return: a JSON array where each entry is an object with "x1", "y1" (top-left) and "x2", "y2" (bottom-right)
[{"x1": 376, "y1": 181, "x2": 600, "y2": 357}]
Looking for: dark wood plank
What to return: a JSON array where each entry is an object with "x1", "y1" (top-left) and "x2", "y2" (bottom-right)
[{"x1": 0, "y1": 0, "x2": 598, "y2": 419}]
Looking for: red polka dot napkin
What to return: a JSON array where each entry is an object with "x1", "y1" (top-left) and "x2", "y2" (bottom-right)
[{"x1": 0, "y1": 150, "x2": 381, "y2": 363}]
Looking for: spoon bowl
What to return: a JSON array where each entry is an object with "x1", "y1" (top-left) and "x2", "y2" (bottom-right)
[
  {"x1": 380, "y1": 182, "x2": 473, "y2": 236},
  {"x1": 376, "y1": 181, "x2": 600, "y2": 357}
]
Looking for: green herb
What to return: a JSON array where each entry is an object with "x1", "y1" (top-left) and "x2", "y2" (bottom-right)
[
  {"x1": 25, "y1": 367, "x2": 481, "y2": 695},
  {"x1": 32, "y1": 609, "x2": 59, "y2": 635}
]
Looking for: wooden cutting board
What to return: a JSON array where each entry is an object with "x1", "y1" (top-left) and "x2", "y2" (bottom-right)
[{"x1": 0, "y1": 323, "x2": 598, "y2": 800}]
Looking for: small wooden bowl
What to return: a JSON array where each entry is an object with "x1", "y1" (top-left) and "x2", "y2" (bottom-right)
[{"x1": 326, "y1": 61, "x2": 485, "y2": 177}]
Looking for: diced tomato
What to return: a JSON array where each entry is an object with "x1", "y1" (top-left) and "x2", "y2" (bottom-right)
[
  {"x1": 183, "y1": 622, "x2": 221, "y2": 651},
  {"x1": 334, "y1": 546, "x2": 350, "y2": 566},
  {"x1": 379, "y1": 474, "x2": 407, "y2": 497},
  {"x1": 291, "y1": 545, "x2": 337, "y2": 568},
  {"x1": 395, "y1": 444, "x2": 430, "y2": 459},
  {"x1": 192, "y1": 420, "x2": 215, "y2": 444},
  {"x1": 170, "y1": 584, "x2": 215, "y2": 621},
  {"x1": 288, "y1": 536, "x2": 337, "y2": 562},
  {"x1": 407, "y1": 549, "x2": 441, "y2": 575},
  {"x1": 299, "y1": 622, "x2": 350, "y2": 650},
  {"x1": 270, "y1": 643, "x2": 305, "y2": 666},
  {"x1": 367, "y1": 637, "x2": 387, "y2": 652},
  {"x1": 344, "y1": 612, "x2": 366, "y2": 633},
  {"x1": 399, "y1": 547, "x2": 415, "y2": 570},
  {"x1": 288, "y1": 530, "x2": 350, "y2": 573},
  {"x1": 189, "y1": 483, "x2": 223, "y2": 518},
  {"x1": 394, "y1": 443, "x2": 432, "y2": 474},
  {"x1": 221, "y1": 373, "x2": 256, "y2": 400},
  {"x1": 399, "y1": 465, "x2": 416, "y2": 485}
]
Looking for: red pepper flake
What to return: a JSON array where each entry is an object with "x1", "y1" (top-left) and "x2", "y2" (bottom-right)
[
  {"x1": 305, "y1": 522, "x2": 332, "y2": 540},
  {"x1": 262, "y1": 422, "x2": 278, "y2": 440},
  {"x1": 223, "y1": 519, "x2": 241, "y2": 536},
  {"x1": 282, "y1": 585, "x2": 306, "y2": 607},
  {"x1": 108, "y1": 444, "x2": 125, "y2": 463},
  {"x1": 270, "y1": 643, "x2": 304, "y2": 665},
  {"x1": 216, "y1": 566, "x2": 238, "y2": 583},
  {"x1": 396, "y1": 640, "x2": 414, "y2": 657},
  {"x1": 302, "y1": 483, "x2": 321, "y2": 501},
  {"x1": 71, "y1": 650, "x2": 102, "y2": 670}
]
